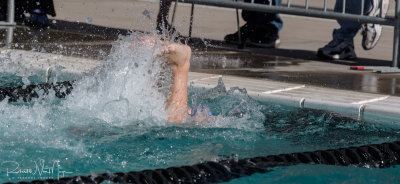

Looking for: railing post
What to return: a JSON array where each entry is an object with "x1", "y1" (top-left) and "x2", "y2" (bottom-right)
[
  {"x1": 392, "y1": 0, "x2": 400, "y2": 68},
  {"x1": 361, "y1": 0, "x2": 364, "y2": 15},
  {"x1": 6, "y1": 26, "x2": 13, "y2": 47},
  {"x1": 171, "y1": 0, "x2": 178, "y2": 27},
  {"x1": 188, "y1": 3, "x2": 195, "y2": 38},
  {"x1": 7, "y1": 0, "x2": 14, "y2": 24},
  {"x1": 235, "y1": 0, "x2": 241, "y2": 46}
]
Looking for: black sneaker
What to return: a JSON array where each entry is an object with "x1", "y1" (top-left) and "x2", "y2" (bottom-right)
[
  {"x1": 317, "y1": 39, "x2": 357, "y2": 60},
  {"x1": 27, "y1": 9, "x2": 49, "y2": 27},
  {"x1": 224, "y1": 24, "x2": 280, "y2": 48},
  {"x1": 224, "y1": 24, "x2": 251, "y2": 44},
  {"x1": 248, "y1": 32, "x2": 280, "y2": 48}
]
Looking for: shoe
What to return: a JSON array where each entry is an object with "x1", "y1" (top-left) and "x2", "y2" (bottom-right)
[
  {"x1": 224, "y1": 24, "x2": 280, "y2": 48},
  {"x1": 224, "y1": 23, "x2": 250, "y2": 44},
  {"x1": 361, "y1": 0, "x2": 389, "y2": 50},
  {"x1": 28, "y1": 9, "x2": 49, "y2": 27},
  {"x1": 317, "y1": 39, "x2": 357, "y2": 60},
  {"x1": 248, "y1": 32, "x2": 280, "y2": 48}
]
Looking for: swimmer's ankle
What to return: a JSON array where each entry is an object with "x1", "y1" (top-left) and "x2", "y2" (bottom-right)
[{"x1": 166, "y1": 44, "x2": 191, "y2": 67}]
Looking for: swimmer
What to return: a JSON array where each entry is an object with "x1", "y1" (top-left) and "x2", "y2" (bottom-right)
[
  {"x1": 133, "y1": 36, "x2": 213, "y2": 123},
  {"x1": 161, "y1": 43, "x2": 191, "y2": 123},
  {"x1": 160, "y1": 42, "x2": 214, "y2": 123}
]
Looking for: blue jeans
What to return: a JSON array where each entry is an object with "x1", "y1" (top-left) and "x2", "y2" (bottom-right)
[
  {"x1": 333, "y1": 0, "x2": 372, "y2": 41},
  {"x1": 242, "y1": 0, "x2": 283, "y2": 35}
]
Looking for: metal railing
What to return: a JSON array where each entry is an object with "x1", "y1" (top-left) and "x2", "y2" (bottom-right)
[
  {"x1": 0, "y1": 0, "x2": 16, "y2": 47},
  {"x1": 1, "y1": 0, "x2": 15, "y2": 26},
  {"x1": 172, "y1": 0, "x2": 400, "y2": 73}
]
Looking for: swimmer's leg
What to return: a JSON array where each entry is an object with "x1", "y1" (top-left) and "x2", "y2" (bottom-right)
[
  {"x1": 132, "y1": 37, "x2": 190, "y2": 123},
  {"x1": 163, "y1": 43, "x2": 191, "y2": 123}
]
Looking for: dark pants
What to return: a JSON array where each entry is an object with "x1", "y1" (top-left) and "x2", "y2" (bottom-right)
[
  {"x1": 0, "y1": 0, "x2": 55, "y2": 20},
  {"x1": 242, "y1": 0, "x2": 283, "y2": 35}
]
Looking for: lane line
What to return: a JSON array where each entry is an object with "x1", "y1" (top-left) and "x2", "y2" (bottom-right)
[
  {"x1": 262, "y1": 85, "x2": 306, "y2": 94},
  {"x1": 352, "y1": 96, "x2": 390, "y2": 104},
  {"x1": 190, "y1": 75, "x2": 222, "y2": 82}
]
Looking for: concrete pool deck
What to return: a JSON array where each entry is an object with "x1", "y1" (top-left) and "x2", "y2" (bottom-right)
[
  {"x1": 45, "y1": 0, "x2": 400, "y2": 95},
  {"x1": 188, "y1": 72, "x2": 400, "y2": 124}
]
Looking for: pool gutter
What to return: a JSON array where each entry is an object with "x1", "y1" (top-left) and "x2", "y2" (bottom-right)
[{"x1": 189, "y1": 73, "x2": 400, "y2": 125}]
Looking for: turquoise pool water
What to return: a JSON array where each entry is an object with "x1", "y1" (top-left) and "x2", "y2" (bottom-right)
[
  {"x1": 1, "y1": 81, "x2": 400, "y2": 183},
  {"x1": 1, "y1": 34, "x2": 399, "y2": 183}
]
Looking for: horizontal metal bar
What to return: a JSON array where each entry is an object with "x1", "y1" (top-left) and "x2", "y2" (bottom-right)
[
  {"x1": 0, "y1": 21, "x2": 16, "y2": 26},
  {"x1": 179, "y1": 0, "x2": 395, "y2": 26}
]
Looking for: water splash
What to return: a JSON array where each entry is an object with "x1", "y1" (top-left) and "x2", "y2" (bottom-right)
[
  {"x1": 0, "y1": 32, "x2": 175, "y2": 159},
  {"x1": 2, "y1": 32, "x2": 400, "y2": 182},
  {"x1": 63, "y1": 33, "x2": 171, "y2": 125},
  {"x1": 188, "y1": 78, "x2": 266, "y2": 131},
  {"x1": 0, "y1": 31, "x2": 276, "y2": 183}
]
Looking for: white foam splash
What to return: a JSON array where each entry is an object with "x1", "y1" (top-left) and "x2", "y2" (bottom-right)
[
  {"x1": 63, "y1": 33, "x2": 171, "y2": 126},
  {"x1": 0, "y1": 32, "x2": 267, "y2": 157},
  {"x1": 0, "y1": 32, "x2": 174, "y2": 155}
]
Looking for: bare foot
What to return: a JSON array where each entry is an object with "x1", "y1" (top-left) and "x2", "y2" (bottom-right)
[{"x1": 161, "y1": 43, "x2": 191, "y2": 71}]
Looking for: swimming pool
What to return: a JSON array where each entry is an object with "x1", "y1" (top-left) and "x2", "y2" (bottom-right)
[
  {"x1": 1, "y1": 81, "x2": 400, "y2": 183},
  {"x1": 1, "y1": 33, "x2": 400, "y2": 183}
]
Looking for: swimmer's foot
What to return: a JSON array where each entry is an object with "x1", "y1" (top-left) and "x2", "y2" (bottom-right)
[{"x1": 161, "y1": 43, "x2": 191, "y2": 72}]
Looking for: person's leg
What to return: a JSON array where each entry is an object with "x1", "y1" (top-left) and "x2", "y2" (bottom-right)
[
  {"x1": 317, "y1": 0, "x2": 372, "y2": 60},
  {"x1": 162, "y1": 43, "x2": 191, "y2": 123},
  {"x1": 267, "y1": 0, "x2": 283, "y2": 34},
  {"x1": 333, "y1": 0, "x2": 372, "y2": 41},
  {"x1": 0, "y1": 0, "x2": 7, "y2": 20},
  {"x1": 25, "y1": 0, "x2": 56, "y2": 16},
  {"x1": 41, "y1": 0, "x2": 56, "y2": 17},
  {"x1": 243, "y1": 0, "x2": 282, "y2": 35},
  {"x1": 25, "y1": 0, "x2": 56, "y2": 26},
  {"x1": 249, "y1": 0, "x2": 282, "y2": 47},
  {"x1": 225, "y1": 0, "x2": 282, "y2": 48}
]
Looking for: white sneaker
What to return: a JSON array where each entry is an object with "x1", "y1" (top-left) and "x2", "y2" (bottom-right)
[{"x1": 361, "y1": 0, "x2": 389, "y2": 50}]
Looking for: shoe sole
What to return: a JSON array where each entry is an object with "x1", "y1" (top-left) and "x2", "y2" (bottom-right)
[
  {"x1": 225, "y1": 39, "x2": 280, "y2": 48},
  {"x1": 362, "y1": 24, "x2": 382, "y2": 50},
  {"x1": 379, "y1": 0, "x2": 389, "y2": 18},
  {"x1": 317, "y1": 49, "x2": 357, "y2": 60},
  {"x1": 248, "y1": 39, "x2": 280, "y2": 48}
]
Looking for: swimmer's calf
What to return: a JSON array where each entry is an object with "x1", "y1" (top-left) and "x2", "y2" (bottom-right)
[
  {"x1": 136, "y1": 38, "x2": 209, "y2": 123},
  {"x1": 163, "y1": 43, "x2": 191, "y2": 123}
]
